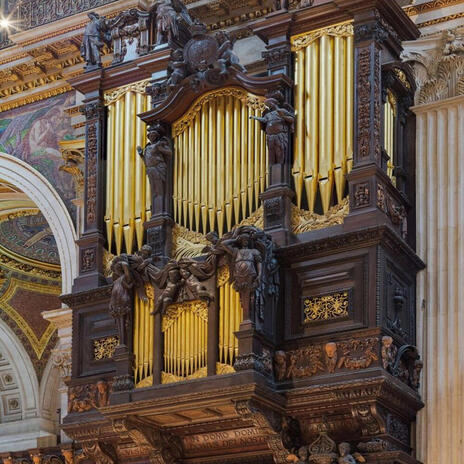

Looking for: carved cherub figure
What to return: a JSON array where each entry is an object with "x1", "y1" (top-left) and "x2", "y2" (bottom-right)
[
  {"x1": 109, "y1": 255, "x2": 134, "y2": 346},
  {"x1": 250, "y1": 96, "x2": 295, "y2": 164},
  {"x1": 167, "y1": 48, "x2": 187, "y2": 88},
  {"x1": 178, "y1": 264, "x2": 214, "y2": 304},
  {"x1": 152, "y1": 261, "x2": 183, "y2": 315},
  {"x1": 337, "y1": 442, "x2": 365, "y2": 464},
  {"x1": 381, "y1": 335, "x2": 396, "y2": 371},
  {"x1": 137, "y1": 123, "x2": 172, "y2": 199},
  {"x1": 274, "y1": 350, "x2": 287, "y2": 381},
  {"x1": 81, "y1": 12, "x2": 109, "y2": 67},
  {"x1": 286, "y1": 446, "x2": 309, "y2": 463},
  {"x1": 216, "y1": 30, "x2": 246, "y2": 75},
  {"x1": 324, "y1": 342, "x2": 338, "y2": 373},
  {"x1": 95, "y1": 380, "x2": 109, "y2": 408}
]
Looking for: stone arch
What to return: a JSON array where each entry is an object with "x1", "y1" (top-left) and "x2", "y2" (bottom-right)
[{"x1": 0, "y1": 152, "x2": 78, "y2": 294}]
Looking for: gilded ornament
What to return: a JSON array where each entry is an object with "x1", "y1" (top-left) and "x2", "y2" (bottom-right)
[
  {"x1": 216, "y1": 265, "x2": 230, "y2": 287},
  {"x1": 172, "y1": 87, "x2": 266, "y2": 136},
  {"x1": 93, "y1": 336, "x2": 119, "y2": 360},
  {"x1": 394, "y1": 68, "x2": 411, "y2": 90},
  {"x1": 162, "y1": 300, "x2": 208, "y2": 332},
  {"x1": 303, "y1": 291, "x2": 349, "y2": 323},
  {"x1": 172, "y1": 225, "x2": 209, "y2": 261},
  {"x1": 291, "y1": 198, "x2": 349, "y2": 234},
  {"x1": 104, "y1": 79, "x2": 150, "y2": 106},
  {"x1": 291, "y1": 22, "x2": 354, "y2": 51}
]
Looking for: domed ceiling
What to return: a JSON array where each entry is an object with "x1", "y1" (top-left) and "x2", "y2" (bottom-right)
[
  {"x1": 0, "y1": 180, "x2": 61, "y2": 380},
  {"x1": 0, "y1": 181, "x2": 59, "y2": 266}
]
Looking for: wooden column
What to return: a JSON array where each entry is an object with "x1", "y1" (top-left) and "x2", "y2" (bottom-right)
[
  {"x1": 254, "y1": 12, "x2": 295, "y2": 246},
  {"x1": 70, "y1": 70, "x2": 108, "y2": 291}
]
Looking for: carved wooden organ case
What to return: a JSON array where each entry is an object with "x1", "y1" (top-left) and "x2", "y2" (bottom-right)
[{"x1": 63, "y1": 2, "x2": 424, "y2": 464}]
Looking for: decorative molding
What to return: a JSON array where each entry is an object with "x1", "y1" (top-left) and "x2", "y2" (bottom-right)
[
  {"x1": 275, "y1": 337, "x2": 379, "y2": 381},
  {"x1": 416, "y1": 11, "x2": 464, "y2": 29},
  {"x1": 68, "y1": 380, "x2": 111, "y2": 413},
  {"x1": 405, "y1": 0, "x2": 464, "y2": 16}
]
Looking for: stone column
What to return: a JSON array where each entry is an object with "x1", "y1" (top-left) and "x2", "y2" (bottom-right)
[
  {"x1": 403, "y1": 32, "x2": 464, "y2": 463},
  {"x1": 42, "y1": 308, "x2": 72, "y2": 443}
]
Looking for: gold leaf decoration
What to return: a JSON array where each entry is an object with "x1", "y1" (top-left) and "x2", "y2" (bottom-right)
[
  {"x1": 303, "y1": 291, "x2": 349, "y2": 323},
  {"x1": 93, "y1": 336, "x2": 119, "y2": 360},
  {"x1": 291, "y1": 197, "x2": 349, "y2": 234}
]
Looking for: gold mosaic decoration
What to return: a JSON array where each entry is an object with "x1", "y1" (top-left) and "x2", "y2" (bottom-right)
[
  {"x1": 93, "y1": 336, "x2": 119, "y2": 360},
  {"x1": 303, "y1": 291, "x2": 349, "y2": 323},
  {"x1": 0, "y1": 278, "x2": 59, "y2": 358}
]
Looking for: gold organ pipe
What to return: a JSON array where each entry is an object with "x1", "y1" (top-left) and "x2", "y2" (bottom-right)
[
  {"x1": 241, "y1": 103, "x2": 248, "y2": 219},
  {"x1": 172, "y1": 90, "x2": 267, "y2": 236},
  {"x1": 173, "y1": 135, "x2": 178, "y2": 223},
  {"x1": 334, "y1": 36, "x2": 346, "y2": 204},
  {"x1": 105, "y1": 104, "x2": 115, "y2": 251},
  {"x1": 208, "y1": 100, "x2": 216, "y2": 232},
  {"x1": 294, "y1": 49, "x2": 305, "y2": 207},
  {"x1": 291, "y1": 24, "x2": 353, "y2": 214},
  {"x1": 105, "y1": 82, "x2": 150, "y2": 255},
  {"x1": 346, "y1": 35, "x2": 354, "y2": 173},
  {"x1": 233, "y1": 98, "x2": 241, "y2": 224},
  {"x1": 113, "y1": 98, "x2": 123, "y2": 253},
  {"x1": 217, "y1": 97, "x2": 225, "y2": 236},
  {"x1": 194, "y1": 113, "x2": 201, "y2": 231}
]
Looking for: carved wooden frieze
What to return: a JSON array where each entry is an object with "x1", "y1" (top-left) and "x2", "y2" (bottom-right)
[
  {"x1": 302, "y1": 290, "x2": 350, "y2": 324},
  {"x1": 68, "y1": 380, "x2": 111, "y2": 413},
  {"x1": 274, "y1": 337, "x2": 379, "y2": 381}
]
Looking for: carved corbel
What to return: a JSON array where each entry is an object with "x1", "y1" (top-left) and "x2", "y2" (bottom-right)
[
  {"x1": 235, "y1": 400, "x2": 298, "y2": 464},
  {"x1": 351, "y1": 404, "x2": 386, "y2": 437},
  {"x1": 80, "y1": 440, "x2": 118, "y2": 464},
  {"x1": 112, "y1": 418, "x2": 182, "y2": 464}
]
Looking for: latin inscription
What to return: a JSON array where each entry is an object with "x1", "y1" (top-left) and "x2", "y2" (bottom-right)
[{"x1": 183, "y1": 428, "x2": 265, "y2": 451}]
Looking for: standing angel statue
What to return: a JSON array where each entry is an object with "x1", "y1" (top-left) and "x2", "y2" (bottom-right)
[
  {"x1": 81, "y1": 12, "x2": 110, "y2": 68},
  {"x1": 250, "y1": 96, "x2": 295, "y2": 164},
  {"x1": 137, "y1": 123, "x2": 172, "y2": 200}
]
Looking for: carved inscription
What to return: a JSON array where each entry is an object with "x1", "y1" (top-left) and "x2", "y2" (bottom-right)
[{"x1": 183, "y1": 429, "x2": 266, "y2": 451}]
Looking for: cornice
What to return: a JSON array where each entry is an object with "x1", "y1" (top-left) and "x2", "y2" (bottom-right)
[
  {"x1": 412, "y1": 92, "x2": 464, "y2": 113},
  {"x1": 404, "y1": 0, "x2": 464, "y2": 16}
]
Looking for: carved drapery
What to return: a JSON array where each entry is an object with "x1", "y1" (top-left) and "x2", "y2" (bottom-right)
[
  {"x1": 291, "y1": 23, "x2": 354, "y2": 213},
  {"x1": 104, "y1": 80, "x2": 152, "y2": 255},
  {"x1": 172, "y1": 87, "x2": 267, "y2": 236}
]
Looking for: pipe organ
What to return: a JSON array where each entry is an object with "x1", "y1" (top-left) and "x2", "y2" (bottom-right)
[
  {"x1": 291, "y1": 23, "x2": 354, "y2": 214},
  {"x1": 161, "y1": 300, "x2": 208, "y2": 383},
  {"x1": 105, "y1": 81, "x2": 152, "y2": 255},
  {"x1": 172, "y1": 87, "x2": 267, "y2": 236}
]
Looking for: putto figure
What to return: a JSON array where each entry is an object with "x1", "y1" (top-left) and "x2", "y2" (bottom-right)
[
  {"x1": 250, "y1": 96, "x2": 295, "y2": 164},
  {"x1": 216, "y1": 30, "x2": 246, "y2": 75},
  {"x1": 81, "y1": 12, "x2": 109, "y2": 68},
  {"x1": 137, "y1": 123, "x2": 172, "y2": 199},
  {"x1": 109, "y1": 255, "x2": 134, "y2": 346}
]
